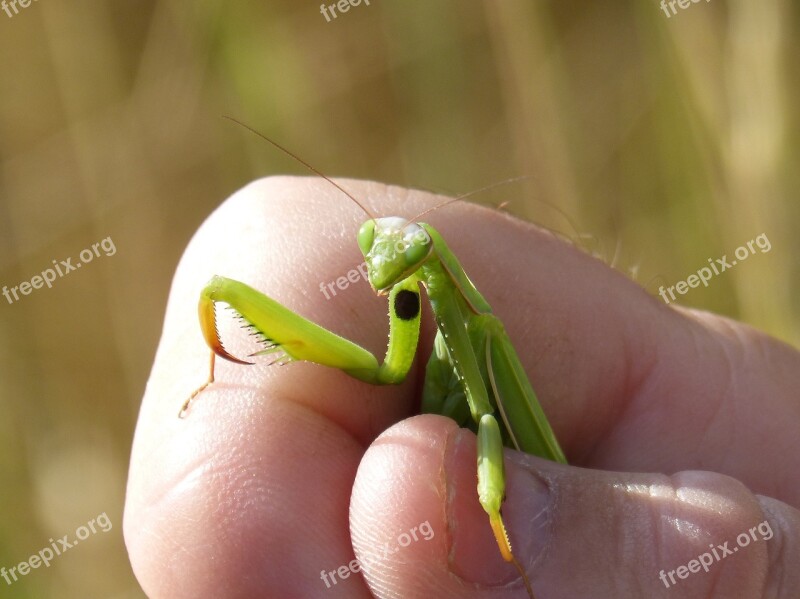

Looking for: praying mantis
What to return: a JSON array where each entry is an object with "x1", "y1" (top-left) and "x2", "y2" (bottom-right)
[{"x1": 182, "y1": 120, "x2": 567, "y2": 598}]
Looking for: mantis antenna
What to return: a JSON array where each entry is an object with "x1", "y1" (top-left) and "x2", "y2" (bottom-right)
[
  {"x1": 405, "y1": 175, "x2": 536, "y2": 225},
  {"x1": 406, "y1": 176, "x2": 600, "y2": 265},
  {"x1": 222, "y1": 116, "x2": 377, "y2": 222}
]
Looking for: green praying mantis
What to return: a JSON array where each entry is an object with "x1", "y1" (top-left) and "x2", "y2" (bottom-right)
[{"x1": 181, "y1": 120, "x2": 567, "y2": 598}]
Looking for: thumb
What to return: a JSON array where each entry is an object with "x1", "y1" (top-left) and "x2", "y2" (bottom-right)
[{"x1": 349, "y1": 415, "x2": 799, "y2": 599}]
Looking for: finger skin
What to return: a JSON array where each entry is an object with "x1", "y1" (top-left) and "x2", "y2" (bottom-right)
[
  {"x1": 124, "y1": 176, "x2": 800, "y2": 597},
  {"x1": 351, "y1": 415, "x2": 800, "y2": 598}
]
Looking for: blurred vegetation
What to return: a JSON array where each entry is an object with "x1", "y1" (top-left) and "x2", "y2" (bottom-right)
[{"x1": 0, "y1": 1, "x2": 796, "y2": 597}]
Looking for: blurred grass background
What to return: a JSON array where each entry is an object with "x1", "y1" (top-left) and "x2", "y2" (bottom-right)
[{"x1": 0, "y1": 1, "x2": 797, "y2": 597}]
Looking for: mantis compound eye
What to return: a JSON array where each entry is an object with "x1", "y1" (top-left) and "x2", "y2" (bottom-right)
[
  {"x1": 357, "y1": 220, "x2": 376, "y2": 256},
  {"x1": 401, "y1": 231, "x2": 430, "y2": 267}
]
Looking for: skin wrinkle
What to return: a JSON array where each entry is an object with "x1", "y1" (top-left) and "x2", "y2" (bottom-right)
[
  {"x1": 684, "y1": 319, "x2": 738, "y2": 466},
  {"x1": 663, "y1": 475, "x2": 726, "y2": 596},
  {"x1": 759, "y1": 498, "x2": 789, "y2": 596},
  {"x1": 706, "y1": 564, "x2": 723, "y2": 598},
  {"x1": 703, "y1": 321, "x2": 743, "y2": 473},
  {"x1": 558, "y1": 259, "x2": 659, "y2": 464},
  {"x1": 751, "y1": 328, "x2": 776, "y2": 366},
  {"x1": 443, "y1": 428, "x2": 461, "y2": 573},
  {"x1": 677, "y1": 316, "x2": 735, "y2": 464},
  {"x1": 440, "y1": 428, "x2": 455, "y2": 504},
  {"x1": 697, "y1": 314, "x2": 799, "y2": 496},
  {"x1": 523, "y1": 464, "x2": 559, "y2": 572},
  {"x1": 616, "y1": 475, "x2": 655, "y2": 588},
  {"x1": 698, "y1": 474, "x2": 771, "y2": 598},
  {"x1": 611, "y1": 485, "x2": 632, "y2": 589},
  {"x1": 150, "y1": 414, "x2": 274, "y2": 527},
  {"x1": 748, "y1": 333, "x2": 800, "y2": 503},
  {"x1": 140, "y1": 524, "x2": 193, "y2": 587},
  {"x1": 650, "y1": 478, "x2": 673, "y2": 576},
  {"x1": 596, "y1": 303, "x2": 661, "y2": 464},
  {"x1": 274, "y1": 377, "x2": 374, "y2": 447},
  {"x1": 576, "y1": 323, "x2": 650, "y2": 466},
  {"x1": 139, "y1": 446, "x2": 211, "y2": 509}
]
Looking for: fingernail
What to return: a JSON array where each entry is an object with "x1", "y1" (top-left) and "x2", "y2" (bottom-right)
[{"x1": 445, "y1": 427, "x2": 553, "y2": 588}]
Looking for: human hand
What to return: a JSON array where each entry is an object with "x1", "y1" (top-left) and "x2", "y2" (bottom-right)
[{"x1": 124, "y1": 177, "x2": 800, "y2": 598}]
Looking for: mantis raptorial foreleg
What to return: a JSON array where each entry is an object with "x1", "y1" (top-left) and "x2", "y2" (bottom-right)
[{"x1": 180, "y1": 272, "x2": 421, "y2": 415}]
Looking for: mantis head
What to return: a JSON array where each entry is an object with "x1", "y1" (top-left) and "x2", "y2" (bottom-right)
[{"x1": 357, "y1": 217, "x2": 433, "y2": 293}]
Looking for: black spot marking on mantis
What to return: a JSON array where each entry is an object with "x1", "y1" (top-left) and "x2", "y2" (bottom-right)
[{"x1": 394, "y1": 290, "x2": 420, "y2": 321}]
